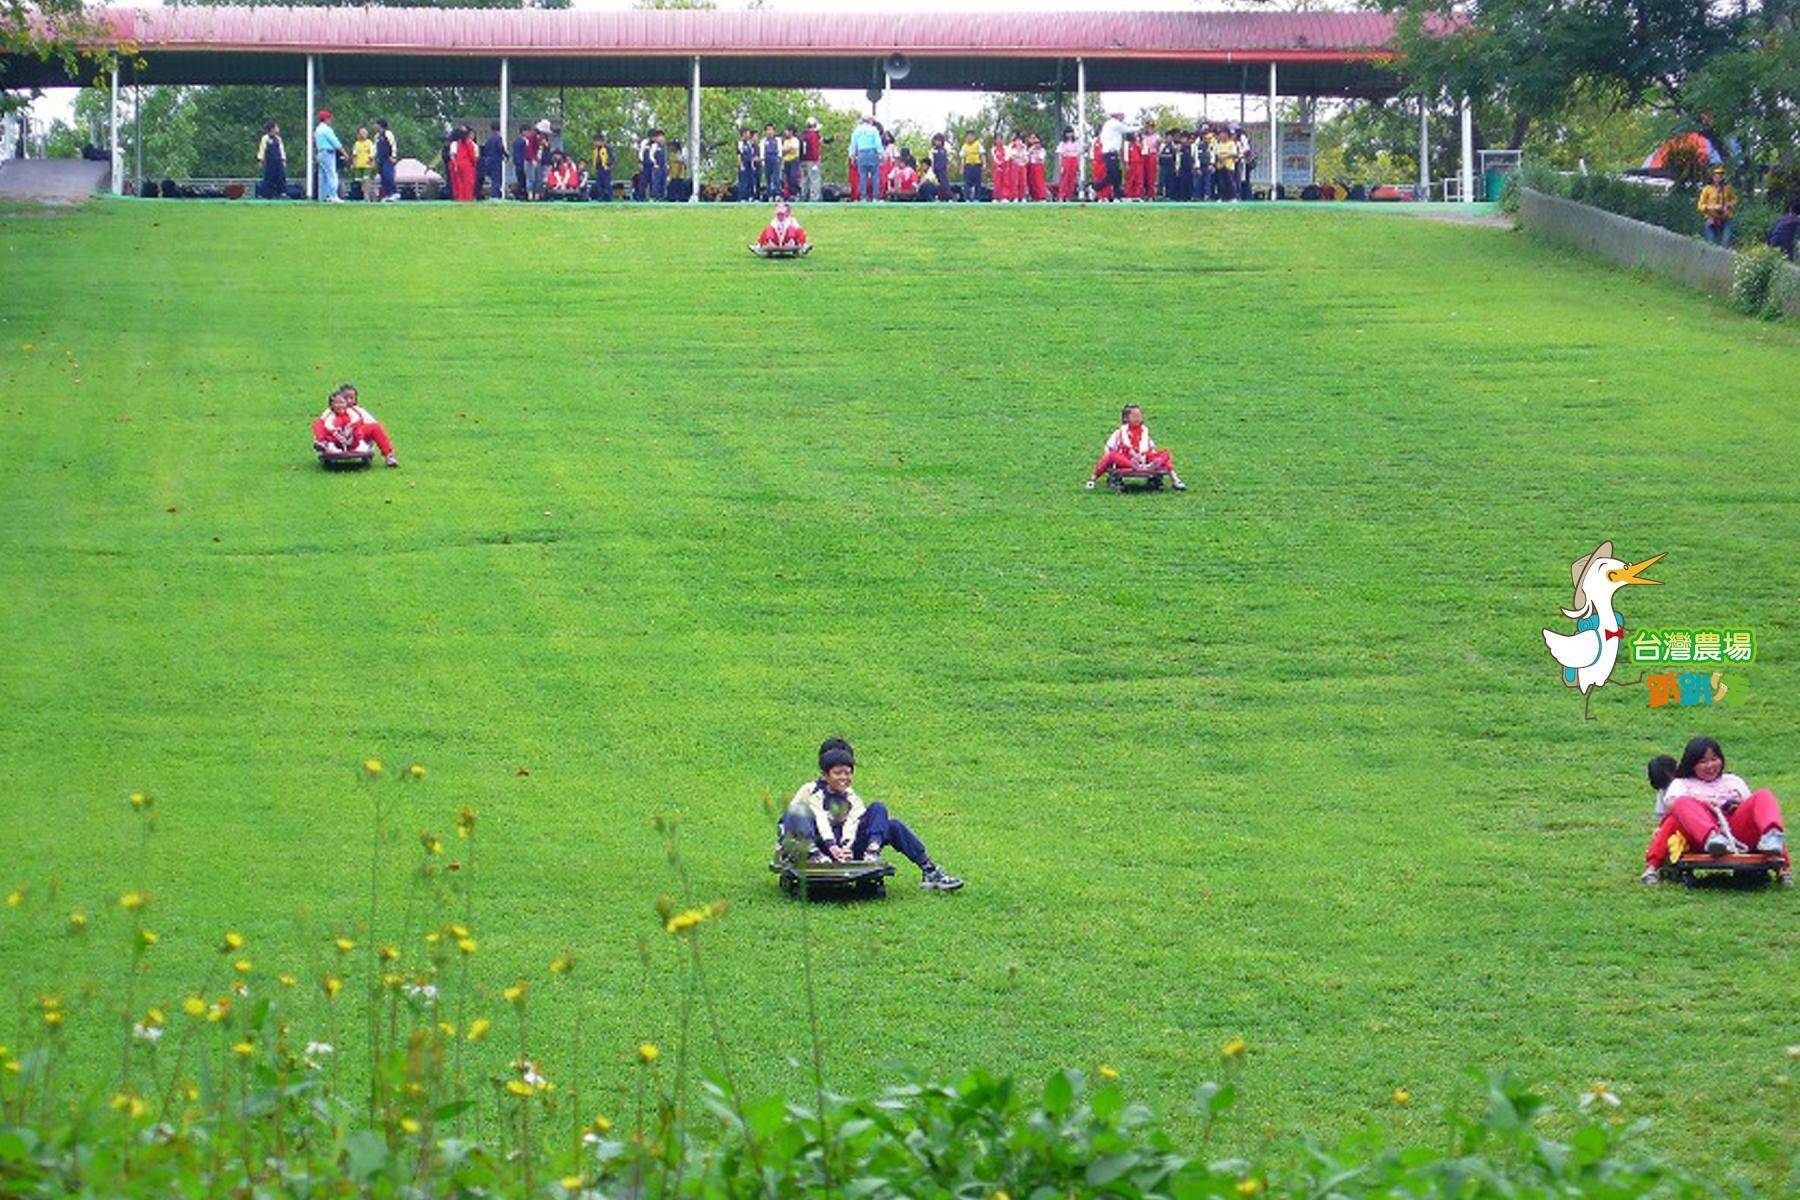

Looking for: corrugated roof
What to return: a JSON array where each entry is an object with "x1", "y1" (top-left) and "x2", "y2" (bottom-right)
[{"x1": 95, "y1": 7, "x2": 1401, "y2": 62}]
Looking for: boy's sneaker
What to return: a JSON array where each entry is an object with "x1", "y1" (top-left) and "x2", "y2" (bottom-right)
[
  {"x1": 1084, "y1": 478, "x2": 1096, "y2": 490},
  {"x1": 1756, "y1": 830, "x2": 1785, "y2": 854},
  {"x1": 384, "y1": 455, "x2": 400, "y2": 468},
  {"x1": 1703, "y1": 832, "x2": 1731, "y2": 855},
  {"x1": 1171, "y1": 474, "x2": 1187, "y2": 491},
  {"x1": 920, "y1": 865, "x2": 963, "y2": 891},
  {"x1": 862, "y1": 842, "x2": 884, "y2": 862},
  {"x1": 1639, "y1": 868, "x2": 1661, "y2": 885}
]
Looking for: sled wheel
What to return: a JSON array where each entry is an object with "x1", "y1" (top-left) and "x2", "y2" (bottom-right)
[
  {"x1": 1107, "y1": 472, "x2": 1124, "y2": 493},
  {"x1": 1148, "y1": 474, "x2": 1165, "y2": 490}
]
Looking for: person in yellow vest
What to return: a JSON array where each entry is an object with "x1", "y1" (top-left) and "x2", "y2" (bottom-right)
[
  {"x1": 351, "y1": 127, "x2": 376, "y2": 202},
  {"x1": 1212, "y1": 129, "x2": 1238, "y2": 201},
  {"x1": 1698, "y1": 165, "x2": 1739, "y2": 248},
  {"x1": 960, "y1": 130, "x2": 984, "y2": 201}
]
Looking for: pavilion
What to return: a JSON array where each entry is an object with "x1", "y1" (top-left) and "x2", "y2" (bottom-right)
[{"x1": 3, "y1": 6, "x2": 1473, "y2": 200}]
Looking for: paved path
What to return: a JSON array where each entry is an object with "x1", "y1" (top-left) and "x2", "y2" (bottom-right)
[{"x1": 0, "y1": 159, "x2": 110, "y2": 205}]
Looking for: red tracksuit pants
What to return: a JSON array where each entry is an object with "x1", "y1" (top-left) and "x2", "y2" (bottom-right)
[
  {"x1": 1027, "y1": 163, "x2": 1047, "y2": 201},
  {"x1": 1057, "y1": 157, "x2": 1079, "y2": 200},
  {"x1": 1644, "y1": 789, "x2": 1787, "y2": 868},
  {"x1": 317, "y1": 420, "x2": 393, "y2": 456},
  {"x1": 1093, "y1": 448, "x2": 1172, "y2": 476}
]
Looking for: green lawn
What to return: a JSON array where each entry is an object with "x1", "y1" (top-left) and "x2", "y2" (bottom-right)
[{"x1": 1, "y1": 198, "x2": 1796, "y2": 1176}]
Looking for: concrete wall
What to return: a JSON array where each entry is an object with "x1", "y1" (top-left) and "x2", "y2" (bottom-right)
[{"x1": 1518, "y1": 187, "x2": 1800, "y2": 317}]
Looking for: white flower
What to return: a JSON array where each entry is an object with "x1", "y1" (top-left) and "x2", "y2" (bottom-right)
[
  {"x1": 582, "y1": 1131, "x2": 600, "y2": 1146},
  {"x1": 403, "y1": 982, "x2": 439, "y2": 1002},
  {"x1": 512, "y1": 1057, "x2": 547, "y2": 1088},
  {"x1": 131, "y1": 1023, "x2": 164, "y2": 1045},
  {"x1": 305, "y1": 1041, "x2": 334, "y2": 1057},
  {"x1": 1579, "y1": 1084, "x2": 1620, "y2": 1110}
]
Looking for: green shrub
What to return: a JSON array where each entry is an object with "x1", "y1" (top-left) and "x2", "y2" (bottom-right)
[
  {"x1": 1732, "y1": 244, "x2": 1786, "y2": 316},
  {"x1": 1566, "y1": 173, "x2": 1701, "y2": 236}
]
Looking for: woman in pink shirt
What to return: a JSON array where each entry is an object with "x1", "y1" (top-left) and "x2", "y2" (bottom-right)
[{"x1": 1641, "y1": 736, "x2": 1787, "y2": 884}]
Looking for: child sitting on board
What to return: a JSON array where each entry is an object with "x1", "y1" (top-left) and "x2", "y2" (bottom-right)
[
  {"x1": 1087, "y1": 403, "x2": 1185, "y2": 490},
  {"x1": 1639, "y1": 736, "x2": 1789, "y2": 884},
  {"x1": 312, "y1": 384, "x2": 398, "y2": 467},
  {"x1": 777, "y1": 738, "x2": 962, "y2": 890},
  {"x1": 750, "y1": 202, "x2": 810, "y2": 255}
]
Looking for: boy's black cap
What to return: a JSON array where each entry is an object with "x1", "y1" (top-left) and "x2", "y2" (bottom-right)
[{"x1": 819, "y1": 738, "x2": 854, "y2": 772}]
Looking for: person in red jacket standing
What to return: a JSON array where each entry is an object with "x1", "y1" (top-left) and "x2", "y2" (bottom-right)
[
  {"x1": 447, "y1": 125, "x2": 478, "y2": 201},
  {"x1": 312, "y1": 384, "x2": 398, "y2": 467}
]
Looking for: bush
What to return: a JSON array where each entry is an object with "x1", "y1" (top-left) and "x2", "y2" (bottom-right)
[
  {"x1": 1733, "y1": 244, "x2": 1791, "y2": 318},
  {"x1": 1565, "y1": 173, "x2": 1701, "y2": 236}
]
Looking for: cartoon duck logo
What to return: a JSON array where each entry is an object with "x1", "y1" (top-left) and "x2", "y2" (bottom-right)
[{"x1": 1542, "y1": 541, "x2": 1664, "y2": 720}]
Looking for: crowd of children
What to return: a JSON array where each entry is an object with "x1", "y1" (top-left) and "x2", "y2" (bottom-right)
[{"x1": 282, "y1": 109, "x2": 1263, "y2": 204}]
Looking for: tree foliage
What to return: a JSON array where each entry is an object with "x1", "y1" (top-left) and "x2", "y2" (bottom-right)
[{"x1": 2, "y1": 0, "x2": 115, "y2": 113}]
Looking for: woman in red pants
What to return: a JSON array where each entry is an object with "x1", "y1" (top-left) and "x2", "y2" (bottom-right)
[{"x1": 1641, "y1": 736, "x2": 1788, "y2": 884}]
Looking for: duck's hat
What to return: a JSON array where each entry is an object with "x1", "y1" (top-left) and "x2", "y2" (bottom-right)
[{"x1": 1569, "y1": 540, "x2": 1612, "y2": 610}]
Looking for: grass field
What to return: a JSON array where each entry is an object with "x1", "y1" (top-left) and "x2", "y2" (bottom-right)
[{"x1": 1, "y1": 198, "x2": 1797, "y2": 1176}]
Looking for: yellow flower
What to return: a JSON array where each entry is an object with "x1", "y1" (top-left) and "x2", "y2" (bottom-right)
[
  {"x1": 118, "y1": 891, "x2": 146, "y2": 912},
  {"x1": 467, "y1": 1018, "x2": 492, "y2": 1042},
  {"x1": 438, "y1": 1022, "x2": 456, "y2": 1038},
  {"x1": 138, "y1": 929, "x2": 159, "y2": 948},
  {"x1": 1221, "y1": 1037, "x2": 1248, "y2": 1061},
  {"x1": 278, "y1": 974, "x2": 298, "y2": 988},
  {"x1": 233, "y1": 958, "x2": 252, "y2": 975},
  {"x1": 1392, "y1": 1089, "x2": 1411, "y2": 1106},
  {"x1": 505, "y1": 1079, "x2": 534, "y2": 1097},
  {"x1": 590, "y1": 1115, "x2": 613, "y2": 1134},
  {"x1": 637, "y1": 1043, "x2": 659, "y2": 1065},
  {"x1": 206, "y1": 999, "x2": 230, "y2": 1023},
  {"x1": 5, "y1": 887, "x2": 23, "y2": 908},
  {"x1": 449, "y1": 924, "x2": 470, "y2": 940},
  {"x1": 381, "y1": 972, "x2": 403, "y2": 990},
  {"x1": 1235, "y1": 1178, "x2": 1264, "y2": 1197},
  {"x1": 362, "y1": 758, "x2": 383, "y2": 776},
  {"x1": 1098, "y1": 1064, "x2": 1120, "y2": 1081},
  {"x1": 457, "y1": 937, "x2": 478, "y2": 955},
  {"x1": 503, "y1": 982, "x2": 527, "y2": 1006},
  {"x1": 42, "y1": 1010, "x2": 64, "y2": 1028},
  {"x1": 399, "y1": 1117, "x2": 421, "y2": 1134},
  {"x1": 231, "y1": 1040, "x2": 254, "y2": 1058},
  {"x1": 561, "y1": 1175, "x2": 584, "y2": 1191},
  {"x1": 408, "y1": 764, "x2": 426, "y2": 780},
  {"x1": 418, "y1": 830, "x2": 443, "y2": 855},
  {"x1": 456, "y1": 807, "x2": 476, "y2": 839},
  {"x1": 183, "y1": 995, "x2": 206, "y2": 1017},
  {"x1": 379, "y1": 944, "x2": 400, "y2": 963},
  {"x1": 110, "y1": 1092, "x2": 147, "y2": 1118},
  {"x1": 334, "y1": 937, "x2": 355, "y2": 954},
  {"x1": 994, "y1": 1192, "x2": 1011, "y2": 1200},
  {"x1": 550, "y1": 955, "x2": 573, "y2": 975},
  {"x1": 321, "y1": 974, "x2": 343, "y2": 1001},
  {"x1": 144, "y1": 1007, "x2": 165, "y2": 1026},
  {"x1": 67, "y1": 911, "x2": 89, "y2": 933},
  {"x1": 128, "y1": 792, "x2": 151, "y2": 810},
  {"x1": 222, "y1": 931, "x2": 246, "y2": 952}
]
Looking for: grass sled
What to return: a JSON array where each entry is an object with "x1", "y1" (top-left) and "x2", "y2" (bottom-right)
[
  {"x1": 1660, "y1": 851, "x2": 1786, "y2": 888},
  {"x1": 769, "y1": 856, "x2": 894, "y2": 899}
]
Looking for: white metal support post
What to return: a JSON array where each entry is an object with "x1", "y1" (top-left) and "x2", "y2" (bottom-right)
[
  {"x1": 304, "y1": 54, "x2": 316, "y2": 199},
  {"x1": 1459, "y1": 96, "x2": 1473, "y2": 203},
  {"x1": 1418, "y1": 98, "x2": 1429, "y2": 196},
  {"x1": 1267, "y1": 61, "x2": 1278, "y2": 198},
  {"x1": 1076, "y1": 56, "x2": 1087, "y2": 194},
  {"x1": 133, "y1": 75, "x2": 142, "y2": 193},
  {"x1": 108, "y1": 63, "x2": 120, "y2": 194},
  {"x1": 688, "y1": 56, "x2": 701, "y2": 203},
  {"x1": 499, "y1": 57, "x2": 510, "y2": 198}
]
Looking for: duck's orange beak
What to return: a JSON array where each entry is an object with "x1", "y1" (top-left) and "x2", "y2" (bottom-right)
[{"x1": 1607, "y1": 553, "x2": 1664, "y2": 586}]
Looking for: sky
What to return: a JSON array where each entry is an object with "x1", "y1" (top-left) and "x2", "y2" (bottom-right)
[{"x1": 28, "y1": 0, "x2": 1299, "y2": 139}]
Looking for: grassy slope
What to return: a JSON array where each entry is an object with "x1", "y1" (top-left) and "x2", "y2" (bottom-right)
[{"x1": 1, "y1": 199, "x2": 1796, "y2": 1170}]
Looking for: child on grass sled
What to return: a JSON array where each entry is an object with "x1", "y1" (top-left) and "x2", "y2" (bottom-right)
[
  {"x1": 312, "y1": 384, "x2": 398, "y2": 467},
  {"x1": 750, "y1": 202, "x2": 811, "y2": 256},
  {"x1": 1640, "y1": 736, "x2": 1788, "y2": 885},
  {"x1": 777, "y1": 738, "x2": 962, "y2": 890},
  {"x1": 1086, "y1": 403, "x2": 1185, "y2": 490}
]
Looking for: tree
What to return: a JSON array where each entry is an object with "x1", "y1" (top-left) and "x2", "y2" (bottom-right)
[{"x1": 3, "y1": 0, "x2": 116, "y2": 114}]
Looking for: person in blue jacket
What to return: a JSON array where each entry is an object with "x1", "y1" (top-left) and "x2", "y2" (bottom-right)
[
  {"x1": 313, "y1": 109, "x2": 343, "y2": 202},
  {"x1": 776, "y1": 738, "x2": 964, "y2": 891},
  {"x1": 736, "y1": 127, "x2": 758, "y2": 201}
]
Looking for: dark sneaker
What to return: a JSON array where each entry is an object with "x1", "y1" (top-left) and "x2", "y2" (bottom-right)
[{"x1": 920, "y1": 866, "x2": 963, "y2": 891}]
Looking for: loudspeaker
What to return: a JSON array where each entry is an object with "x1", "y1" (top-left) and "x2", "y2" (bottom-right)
[{"x1": 884, "y1": 52, "x2": 911, "y2": 81}]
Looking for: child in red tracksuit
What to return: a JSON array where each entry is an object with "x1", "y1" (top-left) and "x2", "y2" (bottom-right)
[
  {"x1": 1087, "y1": 403, "x2": 1185, "y2": 490},
  {"x1": 1090, "y1": 137, "x2": 1111, "y2": 201},
  {"x1": 753, "y1": 202, "x2": 810, "y2": 254},
  {"x1": 312, "y1": 384, "x2": 397, "y2": 466},
  {"x1": 1026, "y1": 135, "x2": 1049, "y2": 201},
  {"x1": 1639, "y1": 737, "x2": 1788, "y2": 884},
  {"x1": 1056, "y1": 128, "x2": 1080, "y2": 200}
]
